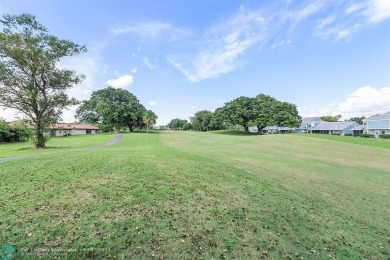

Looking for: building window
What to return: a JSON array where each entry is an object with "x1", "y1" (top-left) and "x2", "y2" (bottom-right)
[{"x1": 382, "y1": 131, "x2": 385, "y2": 134}]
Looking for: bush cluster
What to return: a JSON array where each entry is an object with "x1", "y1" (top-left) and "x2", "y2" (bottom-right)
[
  {"x1": 359, "y1": 133, "x2": 374, "y2": 138},
  {"x1": 378, "y1": 134, "x2": 390, "y2": 139}
]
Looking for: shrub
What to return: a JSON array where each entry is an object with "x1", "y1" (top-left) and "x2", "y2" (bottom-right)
[
  {"x1": 360, "y1": 133, "x2": 374, "y2": 138},
  {"x1": 378, "y1": 134, "x2": 390, "y2": 139},
  {"x1": 344, "y1": 133, "x2": 353, "y2": 136}
]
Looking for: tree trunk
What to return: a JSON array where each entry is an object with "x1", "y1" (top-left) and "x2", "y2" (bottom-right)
[
  {"x1": 146, "y1": 123, "x2": 149, "y2": 133},
  {"x1": 244, "y1": 126, "x2": 249, "y2": 134},
  {"x1": 36, "y1": 124, "x2": 45, "y2": 148},
  {"x1": 128, "y1": 125, "x2": 134, "y2": 132},
  {"x1": 257, "y1": 125, "x2": 264, "y2": 134}
]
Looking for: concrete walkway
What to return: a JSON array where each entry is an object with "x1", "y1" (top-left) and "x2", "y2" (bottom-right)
[{"x1": 0, "y1": 134, "x2": 124, "y2": 163}]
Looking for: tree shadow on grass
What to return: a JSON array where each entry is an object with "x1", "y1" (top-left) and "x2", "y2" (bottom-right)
[
  {"x1": 210, "y1": 130, "x2": 264, "y2": 136},
  {"x1": 18, "y1": 146, "x2": 71, "y2": 151},
  {"x1": 126, "y1": 130, "x2": 160, "y2": 134}
]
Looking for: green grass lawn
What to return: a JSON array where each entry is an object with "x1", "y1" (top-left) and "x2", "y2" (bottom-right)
[
  {"x1": 0, "y1": 131, "x2": 389, "y2": 259},
  {"x1": 297, "y1": 133, "x2": 390, "y2": 149},
  {"x1": 0, "y1": 134, "x2": 115, "y2": 158}
]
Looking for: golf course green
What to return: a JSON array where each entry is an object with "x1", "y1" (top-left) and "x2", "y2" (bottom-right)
[{"x1": 0, "y1": 131, "x2": 389, "y2": 259}]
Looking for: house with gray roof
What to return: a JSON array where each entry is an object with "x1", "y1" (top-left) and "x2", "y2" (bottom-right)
[
  {"x1": 294, "y1": 117, "x2": 324, "y2": 133},
  {"x1": 366, "y1": 111, "x2": 390, "y2": 137},
  {"x1": 351, "y1": 125, "x2": 367, "y2": 137},
  {"x1": 310, "y1": 121, "x2": 358, "y2": 136}
]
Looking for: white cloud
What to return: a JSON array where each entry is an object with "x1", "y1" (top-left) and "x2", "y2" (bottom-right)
[
  {"x1": 346, "y1": 3, "x2": 365, "y2": 15},
  {"x1": 365, "y1": 0, "x2": 390, "y2": 23},
  {"x1": 316, "y1": 0, "x2": 390, "y2": 40},
  {"x1": 148, "y1": 101, "x2": 158, "y2": 106},
  {"x1": 112, "y1": 22, "x2": 191, "y2": 41},
  {"x1": 292, "y1": 0, "x2": 326, "y2": 22},
  {"x1": 106, "y1": 74, "x2": 134, "y2": 88},
  {"x1": 131, "y1": 67, "x2": 138, "y2": 74},
  {"x1": 143, "y1": 57, "x2": 156, "y2": 69},
  {"x1": 270, "y1": 39, "x2": 292, "y2": 49},
  {"x1": 169, "y1": 6, "x2": 269, "y2": 82},
  {"x1": 299, "y1": 86, "x2": 390, "y2": 119}
]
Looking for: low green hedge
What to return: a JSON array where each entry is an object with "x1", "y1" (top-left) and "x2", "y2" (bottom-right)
[{"x1": 360, "y1": 133, "x2": 374, "y2": 138}]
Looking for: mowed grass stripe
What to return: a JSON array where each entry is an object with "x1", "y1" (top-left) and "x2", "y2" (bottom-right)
[{"x1": 1, "y1": 132, "x2": 389, "y2": 259}]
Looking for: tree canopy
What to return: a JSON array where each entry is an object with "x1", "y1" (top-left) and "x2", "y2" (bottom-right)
[
  {"x1": 143, "y1": 110, "x2": 158, "y2": 133},
  {"x1": 0, "y1": 13, "x2": 86, "y2": 147},
  {"x1": 218, "y1": 96, "x2": 255, "y2": 133},
  {"x1": 168, "y1": 118, "x2": 188, "y2": 130},
  {"x1": 208, "y1": 94, "x2": 301, "y2": 134},
  {"x1": 347, "y1": 116, "x2": 365, "y2": 125},
  {"x1": 320, "y1": 115, "x2": 341, "y2": 122},
  {"x1": 76, "y1": 87, "x2": 149, "y2": 132}
]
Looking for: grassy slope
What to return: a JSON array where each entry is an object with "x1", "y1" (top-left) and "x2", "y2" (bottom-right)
[
  {"x1": 0, "y1": 134, "x2": 115, "y2": 158},
  {"x1": 0, "y1": 131, "x2": 389, "y2": 259},
  {"x1": 297, "y1": 133, "x2": 390, "y2": 149}
]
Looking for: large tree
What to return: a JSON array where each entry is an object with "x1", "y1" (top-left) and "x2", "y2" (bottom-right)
[
  {"x1": 250, "y1": 94, "x2": 278, "y2": 133},
  {"x1": 76, "y1": 87, "x2": 146, "y2": 132},
  {"x1": 0, "y1": 14, "x2": 86, "y2": 147},
  {"x1": 220, "y1": 96, "x2": 255, "y2": 134},
  {"x1": 192, "y1": 110, "x2": 213, "y2": 131},
  {"x1": 272, "y1": 101, "x2": 301, "y2": 129}
]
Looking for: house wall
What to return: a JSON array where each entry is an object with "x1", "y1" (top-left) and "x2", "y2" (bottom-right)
[
  {"x1": 54, "y1": 129, "x2": 91, "y2": 136},
  {"x1": 341, "y1": 123, "x2": 358, "y2": 136},
  {"x1": 367, "y1": 119, "x2": 390, "y2": 137},
  {"x1": 367, "y1": 119, "x2": 390, "y2": 129},
  {"x1": 295, "y1": 122, "x2": 322, "y2": 133},
  {"x1": 367, "y1": 129, "x2": 390, "y2": 137}
]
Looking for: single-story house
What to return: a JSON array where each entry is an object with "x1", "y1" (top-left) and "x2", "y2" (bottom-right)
[
  {"x1": 366, "y1": 111, "x2": 390, "y2": 137},
  {"x1": 295, "y1": 117, "x2": 324, "y2": 133},
  {"x1": 310, "y1": 121, "x2": 358, "y2": 136},
  {"x1": 51, "y1": 123, "x2": 99, "y2": 137},
  {"x1": 351, "y1": 125, "x2": 366, "y2": 137}
]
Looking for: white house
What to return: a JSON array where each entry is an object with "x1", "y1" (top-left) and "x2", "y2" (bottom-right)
[
  {"x1": 366, "y1": 111, "x2": 390, "y2": 137},
  {"x1": 51, "y1": 123, "x2": 99, "y2": 137}
]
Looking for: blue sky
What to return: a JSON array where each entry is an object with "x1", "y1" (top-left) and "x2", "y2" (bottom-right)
[{"x1": 1, "y1": 0, "x2": 390, "y2": 125}]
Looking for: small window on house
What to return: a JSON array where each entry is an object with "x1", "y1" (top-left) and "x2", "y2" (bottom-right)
[{"x1": 382, "y1": 131, "x2": 385, "y2": 134}]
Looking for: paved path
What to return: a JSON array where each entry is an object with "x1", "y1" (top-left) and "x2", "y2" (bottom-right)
[{"x1": 0, "y1": 134, "x2": 124, "y2": 163}]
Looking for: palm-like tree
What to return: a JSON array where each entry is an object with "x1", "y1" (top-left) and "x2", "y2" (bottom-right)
[{"x1": 142, "y1": 110, "x2": 158, "y2": 133}]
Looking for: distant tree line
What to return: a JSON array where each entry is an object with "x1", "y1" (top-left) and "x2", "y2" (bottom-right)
[
  {"x1": 76, "y1": 87, "x2": 157, "y2": 133},
  {"x1": 320, "y1": 115, "x2": 367, "y2": 125},
  {"x1": 169, "y1": 93, "x2": 302, "y2": 134}
]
